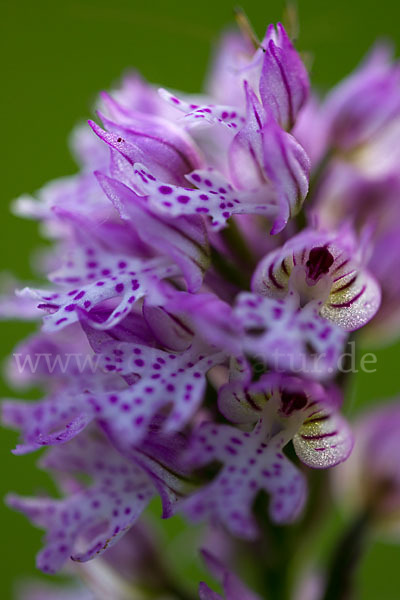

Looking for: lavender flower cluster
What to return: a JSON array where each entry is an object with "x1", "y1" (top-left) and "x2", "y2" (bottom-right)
[{"x1": 3, "y1": 16, "x2": 400, "y2": 600}]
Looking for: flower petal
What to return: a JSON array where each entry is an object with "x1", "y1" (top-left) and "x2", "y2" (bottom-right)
[
  {"x1": 228, "y1": 82, "x2": 267, "y2": 189},
  {"x1": 159, "y1": 88, "x2": 246, "y2": 131},
  {"x1": 218, "y1": 373, "x2": 329, "y2": 427},
  {"x1": 97, "y1": 98, "x2": 202, "y2": 181},
  {"x1": 3, "y1": 332, "x2": 226, "y2": 453},
  {"x1": 259, "y1": 23, "x2": 309, "y2": 130},
  {"x1": 261, "y1": 115, "x2": 310, "y2": 232},
  {"x1": 293, "y1": 407, "x2": 354, "y2": 468},
  {"x1": 132, "y1": 163, "x2": 281, "y2": 231},
  {"x1": 24, "y1": 233, "x2": 178, "y2": 331},
  {"x1": 321, "y1": 268, "x2": 381, "y2": 331},
  {"x1": 234, "y1": 292, "x2": 347, "y2": 380},
  {"x1": 7, "y1": 433, "x2": 155, "y2": 574},
  {"x1": 252, "y1": 228, "x2": 381, "y2": 331},
  {"x1": 183, "y1": 419, "x2": 307, "y2": 537},
  {"x1": 97, "y1": 172, "x2": 210, "y2": 292}
]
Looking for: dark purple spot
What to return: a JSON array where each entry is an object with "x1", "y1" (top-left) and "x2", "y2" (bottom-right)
[{"x1": 159, "y1": 185, "x2": 173, "y2": 195}]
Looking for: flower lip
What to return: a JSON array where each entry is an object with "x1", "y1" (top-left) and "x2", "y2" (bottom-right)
[{"x1": 252, "y1": 229, "x2": 381, "y2": 331}]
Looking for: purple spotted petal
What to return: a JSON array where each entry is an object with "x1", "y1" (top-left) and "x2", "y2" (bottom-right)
[
  {"x1": 259, "y1": 23, "x2": 309, "y2": 130},
  {"x1": 234, "y1": 292, "x2": 347, "y2": 380},
  {"x1": 96, "y1": 172, "x2": 210, "y2": 292},
  {"x1": 7, "y1": 433, "x2": 155, "y2": 574},
  {"x1": 92, "y1": 336, "x2": 226, "y2": 436},
  {"x1": 160, "y1": 287, "x2": 346, "y2": 378},
  {"x1": 21, "y1": 235, "x2": 178, "y2": 331},
  {"x1": 159, "y1": 88, "x2": 246, "y2": 131},
  {"x1": 6, "y1": 326, "x2": 96, "y2": 389},
  {"x1": 132, "y1": 163, "x2": 283, "y2": 232},
  {"x1": 3, "y1": 393, "x2": 94, "y2": 455},
  {"x1": 3, "y1": 332, "x2": 226, "y2": 454},
  {"x1": 183, "y1": 417, "x2": 307, "y2": 536}
]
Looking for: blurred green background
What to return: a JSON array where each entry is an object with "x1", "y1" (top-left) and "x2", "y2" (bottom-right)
[{"x1": 2, "y1": 0, "x2": 400, "y2": 598}]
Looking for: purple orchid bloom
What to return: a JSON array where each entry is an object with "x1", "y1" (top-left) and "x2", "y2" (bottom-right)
[
  {"x1": 183, "y1": 374, "x2": 353, "y2": 537},
  {"x1": 154, "y1": 81, "x2": 310, "y2": 234},
  {"x1": 7, "y1": 430, "x2": 156, "y2": 573},
  {"x1": 252, "y1": 227, "x2": 381, "y2": 331},
  {"x1": 3, "y1": 11, "x2": 396, "y2": 600}
]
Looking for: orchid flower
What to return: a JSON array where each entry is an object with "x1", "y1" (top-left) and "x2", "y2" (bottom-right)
[{"x1": 3, "y1": 11, "x2": 398, "y2": 600}]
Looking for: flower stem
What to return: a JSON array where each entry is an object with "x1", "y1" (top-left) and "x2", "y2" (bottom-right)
[
  {"x1": 250, "y1": 494, "x2": 294, "y2": 600},
  {"x1": 321, "y1": 509, "x2": 371, "y2": 600},
  {"x1": 210, "y1": 246, "x2": 250, "y2": 289},
  {"x1": 221, "y1": 217, "x2": 256, "y2": 268}
]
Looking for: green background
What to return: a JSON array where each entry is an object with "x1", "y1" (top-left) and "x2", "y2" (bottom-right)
[{"x1": 2, "y1": 0, "x2": 400, "y2": 598}]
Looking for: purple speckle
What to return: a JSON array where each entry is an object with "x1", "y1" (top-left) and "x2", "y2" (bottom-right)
[{"x1": 159, "y1": 185, "x2": 172, "y2": 195}]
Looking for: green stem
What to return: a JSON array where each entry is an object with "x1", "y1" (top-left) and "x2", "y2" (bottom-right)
[
  {"x1": 321, "y1": 510, "x2": 371, "y2": 600},
  {"x1": 250, "y1": 493, "x2": 295, "y2": 600},
  {"x1": 262, "y1": 523, "x2": 292, "y2": 600},
  {"x1": 210, "y1": 246, "x2": 250, "y2": 289},
  {"x1": 220, "y1": 217, "x2": 255, "y2": 268}
]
